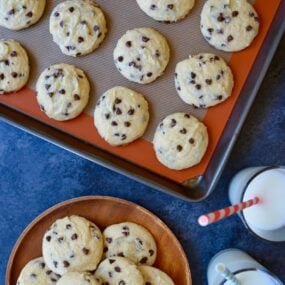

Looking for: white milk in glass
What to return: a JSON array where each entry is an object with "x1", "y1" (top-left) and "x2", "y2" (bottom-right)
[
  {"x1": 229, "y1": 167, "x2": 285, "y2": 242},
  {"x1": 207, "y1": 249, "x2": 282, "y2": 285}
]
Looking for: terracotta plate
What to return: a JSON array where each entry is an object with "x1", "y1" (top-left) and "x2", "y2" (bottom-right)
[{"x1": 6, "y1": 196, "x2": 192, "y2": 284}]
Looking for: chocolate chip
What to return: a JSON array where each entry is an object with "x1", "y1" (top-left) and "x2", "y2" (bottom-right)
[
  {"x1": 106, "y1": 237, "x2": 113, "y2": 243},
  {"x1": 170, "y1": 119, "x2": 177, "y2": 128},
  {"x1": 116, "y1": 108, "x2": 122, "y2": 115},
  {"x1": 184, "y1": 114, "x2": 190, "y2": 118},
  {"x1": 45, "y1": 84, "x2": 51, "y2": 90},
  {"x1": 167, "y1": 4, "x2": 174, "y2": 9},
  {"x1": 93, "y1": 25, "x2": 100, "y2": 31},
  {"x1": 128, "y1": 109, "x2": 135, "y2": 115},
  {"x1": 10, "y1": 51, "x2": 17, "y2": 57},
  {"x1": 82, "y1": 248, "x2": 90, "y2": 255},
  {"x1": 74, "y1": 94, "x2": 80, "y2": 101},
  {"x1": 103, "y1": 247, "x2": 108, "y2": 253},
  {"x1": 205, "y1": 79, "x2": 212, "y2": 85},
  {"x1": 69, "y1": 7, "x2": 74, "y2": 13},
  {"x1": 177, "y1": 145, "x2": 183, "y2": 152},
  {"x1": 54, "y1": 12, "x2": 60, "y2": 17},
  {"x1": 140, "y1": 257, "x2": 148, "y2": 264},
  {"x1": 189, "y1": 138, "x2": 195, "y2": 144},
  {"x1": 58, "y1": 237, "x2": 64, "y2": 243},
  {"x1": 227, "y1": 35, "x2": 234, "y2": 42},
  {"x1": 121, "y1": 134, "x2": 127, "y2": 141},
  {"x1": 78, "y1": 36, "x2": 84, "y2": 43},
  {"x1": 180, "y1": 128, "x2": 187, "y2": 134},
  {"x1": 0, "y1": 74, "x2": 5, "y2": 80},
  {"x1": 118, "y1": 56, "x2": 124, "y2": 62},
  {"x1": 149, "y1": 249, "x2": 154, "y2": 256},
  {"x1": 59, "y1": 89, "x2": 66, "y2": 95},
  {"x1": 124, "y1": 122, "x2": 131, "y2": 127},
  {"x1": 142, "y1": 36, "x2": 150, "y2": 42},
  {"x1": 155, "y1": 50, "x2": 160, "y2": 57},
  {"x1": 8, "y1": 9, "x2": 15, "y2": 15},
  {"x1": 111, "y1": 121, "x2": 118, "y2": 126},
  {"x1": 196, "y1": 84, "x2": 201, "y2": 90},
  {"x1": 207, "y1": 28, "x2": 214, "y2": 34},
  {"x1": 11, "y1": 72, "x2": 18, "y2": 78},
  {"x1": 105, "y1": 113, "x2": 110, "y2": 119},
  {"x1": 115, "y1": 98, "x2": 122, "y2": 104},
  {"x1": 119, "y1": 281, "x2": 126, "y2": 285},
  {"x1": 114, "y1": 266, "x2": 121, "y2": 272},
  {"x1": 147, "y1": 72, "x2": 153, "y2": 77},
  {"x1": 53, "y1": 261, "x2": 58, "y2": 268},
  {"x1": 46, "y1": 236, "x2": 51, "y2": 242},
  {"x1": 126, "y1": 41, "x2": 132, "y2": 47},
  {"x1": 26, "y1": 11, "x2": 33, "y2": 17},
  {"x1": 66, "y1": 224, "x2": 72, "y2": 229},
  {"x1": 217, "y1": 13, "x2": 225, "y2": 22},
  {"x1": 246, "y1": 25, "x2": 253, "y2": 31},
  {"x1": 71, "y1": 233, "x2": 78, "y2": 240},
  {"x1": 109, "y1": 259, "x2": 115, "y2": 264},
  {"x1": 63, "y1": 260, "x2": 70, "y2": 268},
  {"x1": 232, "y1": 11, "x2": 239, "y2": 17},
  {"x1": 217, "y1": 95, "x2": 223, "y2": 100},
  {"x1": 191, "y1": 72, "x2": 196, "y2": 79}
]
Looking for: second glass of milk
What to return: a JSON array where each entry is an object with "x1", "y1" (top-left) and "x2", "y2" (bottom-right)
[{"x1": 229, "y1": 166, "x2": 285, "y2": 242}]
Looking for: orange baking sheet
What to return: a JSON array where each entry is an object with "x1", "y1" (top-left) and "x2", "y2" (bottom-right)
[{"x1": 0, "y1": 0, "x2": 281, "y2": 183}]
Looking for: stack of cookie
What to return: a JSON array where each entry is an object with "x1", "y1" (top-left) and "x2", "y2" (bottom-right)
[
  {"x1": 0, "y1": 0, "x2": 260, "y2": 171},
  {"x1": 17, "y1": 215, "x2": 175, "y2": 285}
]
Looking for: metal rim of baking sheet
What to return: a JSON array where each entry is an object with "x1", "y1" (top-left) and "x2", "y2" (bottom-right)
[{"x1": 1, "y1": 2, "x2": 284, "y2": 202}]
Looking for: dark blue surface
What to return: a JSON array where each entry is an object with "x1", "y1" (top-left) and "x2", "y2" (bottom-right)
[{"x1": 1, "y1": 38, "x2": 285, "y2": 285}]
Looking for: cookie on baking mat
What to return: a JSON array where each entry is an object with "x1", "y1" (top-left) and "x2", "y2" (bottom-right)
[
  {"x1": 36, "y1": 63, "x2": 90, "y2": 121},
  {"x1": 200, "y1": 0, "x2": 260, "y2": 52},
  {"x1": 138, "y1": 265, "x2": 175, "y2": 285},
  {"x1": 136, "y1": 0, "x2": 195, "y2": 23},
  {"x1": 113, "y1": 28, "x2": 170, "y2": 84},
  {"x1": 95, "y1": 257, "x2": 144, "y2": 285},
  {"x1": 103, "y1": 222, "x2": 157, "y2": 265},
  {"x1": 94, "y1": 86, "x2": 149, "y2": 146},
  {"x1": 153, "y1": 113, "x2": 209, "y2": 170},
  {"x1": 42, "y1": 215, "x2": 103, "y2": 275},
  {"x1": 50, "y1": 0, "x2": 107, "y2": 57},
  {"x1": 16, "y1": 257, "x2": 60, "y2": 285},
  {"x1": 57, "y1": 272, "x2": 100, "y2": 285},
  {"x1": 175, "y1": 53, "x2": 234, "y2": 108},
  {"x1": 0, "y1": 0, "x2": 46, "y2": 30},
  {"x1": 0, "y1": 39, "x2": 30, "y2": 94}
]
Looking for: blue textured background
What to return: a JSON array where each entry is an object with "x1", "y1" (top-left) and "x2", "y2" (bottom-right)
[{"x1": 0, "y1": 37, "x2": 284, "y2": 285}]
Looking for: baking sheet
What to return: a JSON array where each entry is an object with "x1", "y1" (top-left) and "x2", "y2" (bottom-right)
[{"x1": 0, "y1": 0, "x2": 282, "y2": 184}]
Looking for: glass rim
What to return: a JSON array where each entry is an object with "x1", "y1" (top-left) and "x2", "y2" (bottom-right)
[
  {"x1": 220, "y1": 267, "x2": 283, "y2": 285},
  {"x1": 240, "y1": 166, "x2": 285, "y2": 244}
]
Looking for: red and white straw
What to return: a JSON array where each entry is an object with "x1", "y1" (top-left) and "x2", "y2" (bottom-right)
[{"x1": 198, "y1": 197, "x2": 261, "y2": 226}]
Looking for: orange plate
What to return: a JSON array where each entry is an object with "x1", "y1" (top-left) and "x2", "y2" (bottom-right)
[{"x1": 6, "y1": 196, "x2": 191, "y2": 285}]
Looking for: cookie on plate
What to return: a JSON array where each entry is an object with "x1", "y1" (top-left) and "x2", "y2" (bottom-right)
[
  {"x1": 153, "y1": 113, "x2": 209, "y2": 170},
  {"x1": 175, "y1": 53, "x2": 234, "y2": 108},
  {"x1": 94, "y1": 257, "x2": 144, "y2": 285},
  {"x1": 136, "y1": 0, "x2": 195, "y2": 23},
  {"x1": 200, "y1": 0, "x2": 260, "y2": 52},
  {"x1": 36, "y1": 63, "x2": 90, "y2": 121},
  {"x1": 103, "y1": 222, "x2": 157, "y2": 265},
  {"x1": 42, "y1": 215, "x2": 103, "y2": 275},
  {"x1": 0, "y1": 39, "x2": 30, "y2": 94},
  {"x1": 50, "y1": 0, "x2": 107, "y2": 57},
  {"x1": 17, "y1": 257, "x2": 60, "y2": 285},
  {"x1": 113, "y1": 28, "x2": 170, "y2": 84},
  {"x1": 94, "y1": 86, "x2": 150, "y2": 146},
  {"x1": 138, "y1": 265, "x2": 175, "y2": 285},
  {"x1": 0, "y1": 0, "x2": 46, "y2": 30},
  {"x1": 57, "y1": 272, "x2": 99, "y2": 285}
]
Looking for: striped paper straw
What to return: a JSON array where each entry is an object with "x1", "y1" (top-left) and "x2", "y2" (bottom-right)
[
  {"x1": 215, "y1": 263, "x2": 241, "y2": 285},
  {"x1": 198, "y1": 197, "x2": 260, "y2": 226}
]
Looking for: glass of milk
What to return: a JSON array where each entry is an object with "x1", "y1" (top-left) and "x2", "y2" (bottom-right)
[
  {"x1": 207, "y1": 248, "x2": 283, "y2": 285},
  {"x1": 229, "y1": 166, "x2": 285, "y2": 242}
]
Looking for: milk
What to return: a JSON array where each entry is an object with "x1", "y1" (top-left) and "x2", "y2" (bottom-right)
[
  {"x1": 229, "y1": 167, "x2": 285, "y2": 242},
  {"x1": 207, "y1": 249, "x2": 282, "y2": 285},
  {"x1": 224, "y1": 270, "x2": 278, "y2": 285}
]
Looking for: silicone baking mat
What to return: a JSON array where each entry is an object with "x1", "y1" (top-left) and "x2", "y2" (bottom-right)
[{"x1": 0, "y1": 0, "x2": 281, "y2": 184}]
